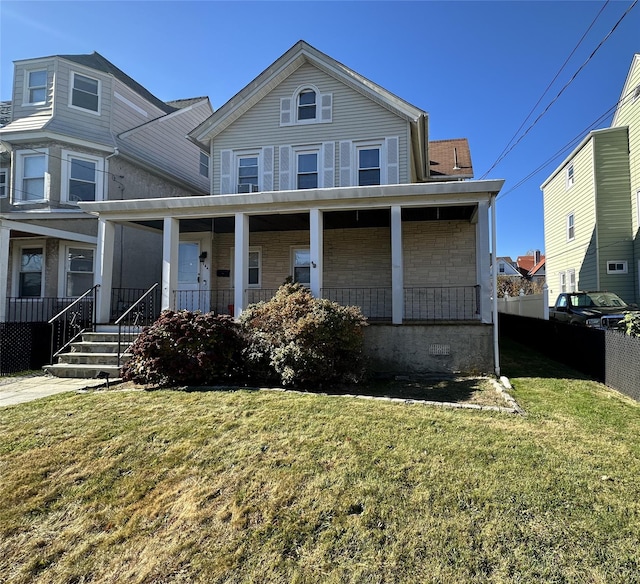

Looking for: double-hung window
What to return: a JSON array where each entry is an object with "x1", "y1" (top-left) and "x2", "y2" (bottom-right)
[
  {"x1": 16, "y1": 150, "x2": 47, "y2": 202},
  {"x1": 566, "y1": 164, "x2": 575, "y2": 188},
  {"x1": 357, "y1": 145, "x2": 381, "y2": 186},
  {"x1": 65, "y1": 247, "x2": 95, "y2": 297},
  {"x1": 230, "y1": 247, "x2": 261, "y2": 288},
  {"x1": 297, "y1": 89, "x2": 316, "y2": 121},
  {"x1": 566, "y1": 213, "x2": 575, "y2": 241},
  {"x1": 61, "y1": 151, "x2": 103, "y2": 203},
  {"x1": 71, "y1": 72, "x2": 100, "y2": 113},
  {"x1": 19, "y1": 247, "x2": 43, "y2": 297},
  {"x1": 0, "y1": 170, "x2": 6, "y2": 198},
  {"x1": 292, "y1": 248, "x2": 311, "y2": 286},
  {"x1": 237, "y1": 155, "x2": 259, "y2": 192},
  {"x1": 296, "y1": 151, "x2": 318, "y2": 189},
  {"x1": 26, "y1": 70, "x2": 47, "y2": 104},
  {"x1": 200, "y1": 152, "x2": 209, "y2": 178}
]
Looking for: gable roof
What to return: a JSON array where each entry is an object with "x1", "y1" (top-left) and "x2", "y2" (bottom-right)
[
  {"x1": 428, "y1": 139, "x2": 473, "y2": 180},
  {"x1": 189, "y1": 40, "x2": 427, "y2": 145},
  {"x1": 612, "y1": 53, "x2": 640, "y2": 127}
]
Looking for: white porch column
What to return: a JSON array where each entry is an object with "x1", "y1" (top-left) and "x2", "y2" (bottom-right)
[
  {"x1": 162, "y1": 217, "x2": 179, "y2": 311},
  {"x1": 234, "y1": 212, "x2": 249, "y2": 318},
  {"x1": 475, "y1": 200, "x2": 492, "y2": 323},
  {"x1": 0, "y1": 222, "x2": 10, "y2": 322},
  {"x1": 391, "y1": 205, "x2": 404, "y2": 324},
  {"x1": 309, "y1": 208, "x2": 323, "y2": 298},
  {"x1": 95, "y1": 218, "x2": 115, "y2": 323}
]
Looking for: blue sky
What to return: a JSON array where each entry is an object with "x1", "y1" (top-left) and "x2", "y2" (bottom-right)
[{"x1": 1, "y1": 1, "x2": 638, "y2": 259}]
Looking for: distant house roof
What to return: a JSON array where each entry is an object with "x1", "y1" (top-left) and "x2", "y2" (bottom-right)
[
  {"x1": 58, "y1": 52, "x2": 177, "y2": 114},
  {"x1": 429, "y1": 138, "x2": 473, "y2": 179},
  {"x1": 529, "y1": 257, "x2": 546, "y2": 277},
  {"x1": 166, "y1": 97, "x2": 211, "y2": 109}
]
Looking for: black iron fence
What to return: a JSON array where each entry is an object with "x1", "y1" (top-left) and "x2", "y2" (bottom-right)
[
  {"x1": 171, "y1": 285, "x2": 479, "y2": 322},
  {"x1": 111, "y1": 287, "x2": 161, "y2": 322},
  {"x1": 5, "y1": 296, "x2": 81, "y2": 323},
  {"x1": 115, "y1": 284, "x2": 160, "y2": 365}
]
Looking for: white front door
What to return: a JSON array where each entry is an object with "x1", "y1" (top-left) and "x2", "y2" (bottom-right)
[{"x1": 177, "y1": 241, "x2": 209, "y2": 312}]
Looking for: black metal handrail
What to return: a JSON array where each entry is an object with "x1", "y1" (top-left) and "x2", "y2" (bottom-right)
[
  {"x1": 115, "y1": 283, "x2": 159, "y2": 366},
  {"x1": 48, "y1": 285, "x2": 100, "y2": 362}
]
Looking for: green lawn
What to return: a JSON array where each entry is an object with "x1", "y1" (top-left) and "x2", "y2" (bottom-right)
[{"x1": 1, "y1": 339, "x2": 639, "y2": 583}]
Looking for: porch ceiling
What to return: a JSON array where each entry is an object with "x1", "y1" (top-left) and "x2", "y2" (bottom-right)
[{"x1": 130, "y1": 206, "x2": 477, "y2": 234}]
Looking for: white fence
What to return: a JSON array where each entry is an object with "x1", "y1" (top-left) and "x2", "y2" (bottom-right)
[{"x1": 497, "y1": 286, "x2": 549, "y2": 320}]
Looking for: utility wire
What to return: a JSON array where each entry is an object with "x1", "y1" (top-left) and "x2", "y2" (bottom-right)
[
  {"x1": 483, "y1": 0, "x2": 610, "y2": 179},
  {"x1": 480, "y1": 0, "x2": 638, "y2": 179}
]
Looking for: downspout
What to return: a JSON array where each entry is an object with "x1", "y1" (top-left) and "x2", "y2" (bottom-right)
[{"x1": 491, "y1": 193, "x2": 500, "y2": 378}]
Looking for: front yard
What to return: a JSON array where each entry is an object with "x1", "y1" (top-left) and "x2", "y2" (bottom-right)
[{"x1": 1, "y1": 340, "x2": 639, "y2": 583}]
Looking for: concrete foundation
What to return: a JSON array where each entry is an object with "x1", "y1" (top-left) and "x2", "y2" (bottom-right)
[{"x1": 363, "y1": 322, "x2": 493, "y2": 375}]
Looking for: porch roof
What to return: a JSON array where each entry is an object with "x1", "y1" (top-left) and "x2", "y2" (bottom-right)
[{"x1": 78, "y1": 180, "x2": 504, "y2": 222}]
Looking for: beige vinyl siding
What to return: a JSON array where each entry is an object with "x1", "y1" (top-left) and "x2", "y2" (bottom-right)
[
  {"x1": 593, "y1": 129, "x2": 634, "y2": 302},
  {"x1": 116, "y1": 98, "x2": 211, "y2": 193},
  {"x1": 45, "y1": 61, "x2": 114, "y2": 145},
  {"x1": 110, "y1": 78, "x2": 167, "y2": 136},
  {"x1": 543, "y1": 139, "x2": 598, "y2": 298},
  {"x1": 212, "y1": 63, "x2": 409, "y2": 194},
  {"x1": 10, "y1": 61, "x2": 55, "y2": 128}
]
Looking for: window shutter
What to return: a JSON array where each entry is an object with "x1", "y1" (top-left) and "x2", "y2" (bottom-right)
[
  {"x1": 279, "y1": 145, "x2": 292, "y2": 191},
  {"x1": 280, "y1": 97, "x2": 292, "y2": 126},
  {"x1": 220, "y1": 149, "x2": 232, "y2": 194},
  {"x1": 262, "y1": 146, "x2": 274, "y2": 191},
  {"x1": 339, "y1": 141, "x2": 352, "y2": 187},
  {"x1": 322, "y1": 142, "x2": 335, "y2": 188},
  {"x1": 386, "y1": 137, "x2": 399, "y2": 184},
  {"x1": 320, "y1": 93, "x2": 332, "y2": 123}
]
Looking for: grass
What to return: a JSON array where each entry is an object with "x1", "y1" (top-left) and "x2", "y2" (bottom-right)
[{"x1": 0, "y1": 340, "x2": 639, "y2": 583}]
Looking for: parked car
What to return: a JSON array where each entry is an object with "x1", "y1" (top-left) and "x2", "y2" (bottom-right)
[{"x1": 549, "y1": 291, "x2": 639, "y2": 329}]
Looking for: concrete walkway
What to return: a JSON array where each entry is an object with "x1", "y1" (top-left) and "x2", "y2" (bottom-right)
[{"x1": 0, "y1": 375, "x2": 111, "y2": 407}]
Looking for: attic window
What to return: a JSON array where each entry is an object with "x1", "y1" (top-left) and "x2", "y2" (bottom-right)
[
  {"x1": 26, "y1": 70, "x2": 47, "y2": 104},
  {"x1": 280, "y1": 85, "x2": 332, "y2": 126},
  {"x1": 298, "y1": 90, "x2": 316, "y2": 121},
  {"x1": 70, "y1": 72, "x2": 100, "y2": 113}
]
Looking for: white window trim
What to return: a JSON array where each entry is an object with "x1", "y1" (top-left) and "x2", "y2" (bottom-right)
[
  {"x1": 69, "y1": 71, "x2": 101, "y2": 115},
  {"x1": 13, "y1": 149, "x2": 49, "y2": 204},
  {"x1": 230, "y1": 246, "x2": 262, "y2": 289},
  {"x1": 23, "y1": 69, "x2": 48, "y2": 106},
  {"x1": 568, "y1": 269, "x2": 576, "y2": 292},
  {"x1": 636, "y1": 190, "x2": 640, "y2": 227},
  {"x1": 293, "y1": 145, "x2": 322, "y2": 189},
  {"x1": 566, "y1": 164, "x2": 575, "y2": 189},
  {"x1": 58, "y1": 242, "x2": 96, "y2": 297},
  {"x1": 566, "y1": 212, "x2": 575, "y2": 242},
  {"x1": 606, "y1": 260, "x2": 628, "y2": 275},
  {"x1": 12, "y1": 240, "x2": 46, "y2": 297},
  {"x1": 291, "y1": 246, "x2": 311, "y2": 286},
  {"x1": 354, "y1": 140, "x2": 385, "y2": 186},
  {"x1": 280, "y1": 84, "x2": 332, "y2": 127},
  {"x1": 60, "y1": 150, "x2": 104, "y2": 204},
  {"x1": 234, "y1": 150, "x2": 262, "y2": 193},
  {"x1": 0, "y1": 169, "x2": 7, "y2": 198},
  {"x1": 559, "y1": 272, "x2": 567, "y2": 294}
]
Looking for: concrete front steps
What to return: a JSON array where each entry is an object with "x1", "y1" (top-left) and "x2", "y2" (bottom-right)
[{"x1": 44, "y1": 327, "x2": 140, "y2": 379}]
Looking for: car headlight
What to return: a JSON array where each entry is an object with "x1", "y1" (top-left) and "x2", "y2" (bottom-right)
[{"x1": 586, "y1": 318, "x2": 601, "y2": 327}]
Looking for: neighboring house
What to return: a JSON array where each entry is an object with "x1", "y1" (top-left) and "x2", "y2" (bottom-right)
[
  {"x1": 542, "y1": 53, "x2": 640, "y2": 305},
  {"x1": 0, "y1": 52, "x2": 213, "y2": 322},
  {"x1": 516, "y1": 250, "x2": 545, "y2": 283},
  {"x1": 493, "y1": 256, "x2": 521, "y2": 277},
  {"x1": 79, "y1": 41, "x2": 504, "y2": 374}
]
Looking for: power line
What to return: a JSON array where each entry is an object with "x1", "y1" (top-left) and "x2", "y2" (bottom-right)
[
  {"x1": 480, "y1": 0, "x2": 638, "y2": 180},
  {"x1": 495, "y1": 76, "x2": 640, "y2": 202},
  {"x1": 483, "y1": 0, "x2": 611, "y2": 180}
]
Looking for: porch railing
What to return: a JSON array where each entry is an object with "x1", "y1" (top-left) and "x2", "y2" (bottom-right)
[
  {"x1": 171, "y1": 285, "x2": 480, "y2": 322},
  {"x1": 404, "y1": 286, "x2": 480, "y2": 321},
  {"x1": 111, "y1": 287, "x2": 161, "y2": 322},
  {"x1": 115, "y1": 283, "x2": 160, "y2": 366},
  {"x1": 48, "y1": 285, "x2": 99, "y2": 362},
  {"x1": 5, "y1": 296, "x2": 83, "y2": 323}
]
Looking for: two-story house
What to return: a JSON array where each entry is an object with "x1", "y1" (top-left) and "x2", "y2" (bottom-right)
[
  {"x1": 79, "y1": 41, "x2": 504, "y2": 375},
  {"x1": 0, "y1": 52, "x2": 213, "y2": 324},
  {"x1": 542, "y1": 53, "x2": 640, "y2": 305}
]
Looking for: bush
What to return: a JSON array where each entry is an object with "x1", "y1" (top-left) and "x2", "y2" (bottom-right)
[
  {"x1": 624, "y1": 311, "x2": 640, "y2": 337},
  {"x1": 239, "y1": 283, "x2": 368, "y2": 387},
  {"x1": 122, "y1": 310, "x2": 244, "y2": 386}
]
